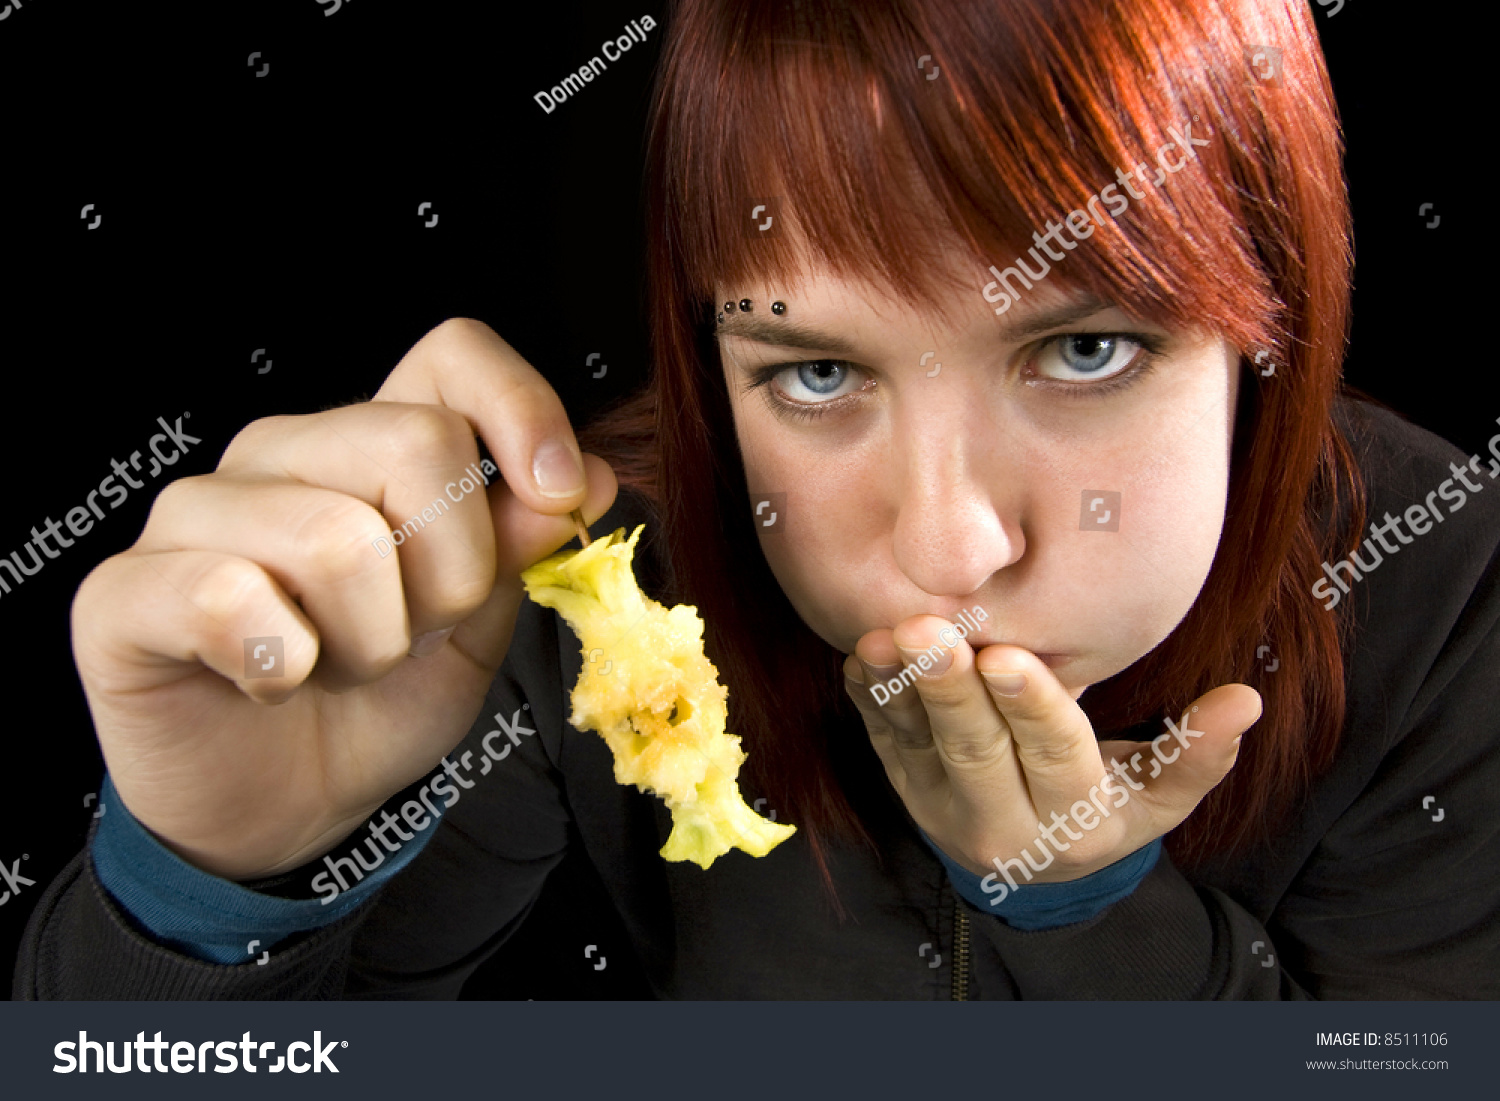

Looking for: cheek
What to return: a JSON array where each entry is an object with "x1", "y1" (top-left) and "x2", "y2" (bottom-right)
[
  {"x1": 730, "y1": 403, "x2": 819, "y2": 606},
  {"x1": 1077, "y1": 482, "x2": 1225, "y2": 640},
  {"x1": 748, "y1": 444, "x2": 872, "y2": 614},
  {"x1": 1047, "y1": 405, "x2": 1233, "y2": 651},
  {"x1": 730, "y1": 414, "x2": 886, "y2": 644}
]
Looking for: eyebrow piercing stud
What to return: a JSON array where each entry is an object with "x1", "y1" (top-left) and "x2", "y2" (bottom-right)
[{"x1": 719, "y1": 298, "x2": 783, "y2": 319}]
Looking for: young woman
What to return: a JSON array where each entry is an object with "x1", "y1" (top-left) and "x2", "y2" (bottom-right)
[{"x1": 16, "y1": 0, "x2": 1499, "y2": 999}]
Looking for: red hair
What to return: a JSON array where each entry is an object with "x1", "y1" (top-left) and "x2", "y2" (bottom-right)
[{"x1": 579, "y1": 0, "x2": 1365, "y2": 905}]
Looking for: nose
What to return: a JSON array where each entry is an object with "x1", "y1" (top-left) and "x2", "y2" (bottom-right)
[{"x1": 890, "y1": 423, "x2": 1021, "y2": 596}]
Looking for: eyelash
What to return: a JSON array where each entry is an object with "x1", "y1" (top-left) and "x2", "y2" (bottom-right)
[{"x1": 741, "y1": 331, "x2": 1167, "y2": 423}]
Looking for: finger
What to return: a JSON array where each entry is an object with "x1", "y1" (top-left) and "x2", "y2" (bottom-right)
[
  {"x1": 489, "y1": 452, "x2": 619, "y2": 579},
  {"x1": 134, "y1": 477, "x2": 409, "y2": 688},
  {"x1": 841, "y1": 655, "x2": 914, "y2": 791},
  {"x1": 852, "y1": 633, "x2": 948, "y2": 792},
  {"x1": 1120, "y1": 684, "x2": 1261, "y2": 833},
  {"x1": 373, "y1": 317, "x2": 590, "y2": 515},
  {"x1": 74, "y1": 548, "x2": 319, "y2": 705},
  {"x1": 217, "y1": 402, "x2": 617, "y2": 627},
  {"x1": 854, "y1": 629, "x2": 932, "y2": 744},
  {"x1": 974, "y1": 644, "x2": 1104, "y2": 811},
  {"x1": 215, "y1": 402, "x2": 499, "y2": 633},
  {"x1": 892, "y1": 616, "x2": 1016, "y2": 775}
]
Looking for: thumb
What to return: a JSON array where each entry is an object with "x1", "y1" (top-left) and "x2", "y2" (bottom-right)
[
  {"x1": 440, "y1": 454, "x2": 617, "y2": 671},
  {"x1": 493, "y1": 453, "x2": 619, "y2": 579},
  {"x1": 1102, "y1": 684, "x2": 1262, "y2": 833}
]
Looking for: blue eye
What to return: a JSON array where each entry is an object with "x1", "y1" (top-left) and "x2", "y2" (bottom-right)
[
  {"x1": 761, "y1": 359, "x2": 864, "y2": 403},
  {"x1": 739, "y1": 358, "x2": 870, "y2": 423},
  {"x1": 1035, "y1": 334, "x2": 1141, "y2": 382},
  {"x1": 791, "y1": 361, "x2": 851, "y2": 395}
]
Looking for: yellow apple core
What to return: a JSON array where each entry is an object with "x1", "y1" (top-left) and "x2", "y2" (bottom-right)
[{"x1": 521, "y1": 524, "x2": 796, "y2": 869}]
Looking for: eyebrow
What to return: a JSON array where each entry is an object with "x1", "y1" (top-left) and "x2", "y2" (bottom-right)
[
  {"x1": 714, "y1": 294, "x2": 1121, "y2": 357},
  {"x1": 993, "y1": 294, "x2": 1117, "y2": 343},
  {"x1": 715, "y1": 317, "x2": 860, "y2": 355}
]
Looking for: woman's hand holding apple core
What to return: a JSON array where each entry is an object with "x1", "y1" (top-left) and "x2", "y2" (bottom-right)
[
  {"x1": 70, "y1": 317, "x2": 618, "y2": 881},
  {"x1": 843, "y1": 616, "x2": 1263, "y2": 881}
]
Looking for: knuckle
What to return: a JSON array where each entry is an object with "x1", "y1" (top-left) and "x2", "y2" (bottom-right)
[
  {"x1": 292, "y1": 499, "x2": 392, "y2": 583},
  {"x1": 142, "y1": 473, "x2": 207, "y2": 530},
  {"x1": 890, "y1": 726, "x2": 933, "y2": 750},
  {"x1": 1017, "y1": 737, "x2": 1089, "y2": 773},
  {"x1": 71, "y1": 556, "x2": 128, "y2": 645},
  {"x1": 220, "y1": 413, "x2": 293, "y2": 468},
  {"x1": 433, "y1": 315, "x2": 489, "y2": 346},
  {"x1": 419, "y1": 316, "x2": 499, "y2": 371},
  {"x1": 388, "y1": 403, "x2": 471, "y2": 462},
  {"x1": 1014, "y1": 716, "x2": 1095, "y2": 773},
  {"x1": 364, "y1": 635, "x2": 415, "y2": 672},
  {"x1": 939, "y1": 735, "x2": 1003, "y2": 765},
  {"x1": 429, "y1": 563, "x2": 495, "y2": 620},
  {"x1": 186, "y1": 555, "x2": 275, "y2": 628}
]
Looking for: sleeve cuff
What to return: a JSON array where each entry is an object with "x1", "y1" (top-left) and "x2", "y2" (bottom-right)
[
  {"x1": 90, "y1": 772, "x2": 440, "y2": 964},
  {"x1": 919, "y1": 827, "x2": 1162, "y2": 930}
]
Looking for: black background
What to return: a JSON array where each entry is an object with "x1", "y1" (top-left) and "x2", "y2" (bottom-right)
[{"x1": 0, "y1": 0, "x2": 1477, "y2": 998}]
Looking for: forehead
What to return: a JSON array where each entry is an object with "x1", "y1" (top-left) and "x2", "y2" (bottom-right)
[
  {"x1": 714, "y1": 252, "x2": 1104, "y2": 347},
  {"x1": 714, "y1": 218, "x2": 971, "y2": 303}
]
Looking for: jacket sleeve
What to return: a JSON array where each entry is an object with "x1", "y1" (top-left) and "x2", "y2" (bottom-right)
[
  {"x1": 12, "y1": 592, "x2": 578, "y2": 1000},
  {"x1": 964, "y1": 847, "x2": 1314, "y2": 999}
]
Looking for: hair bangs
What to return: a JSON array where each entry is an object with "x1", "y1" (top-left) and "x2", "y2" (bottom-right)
[{"x1": 657, "y1": 0, "x2": 1301, "y2": 354}]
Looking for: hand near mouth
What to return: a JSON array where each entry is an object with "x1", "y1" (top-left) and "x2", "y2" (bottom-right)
[{"x1": 843, "y1": 615, "x2": 1263, "y2": 882}]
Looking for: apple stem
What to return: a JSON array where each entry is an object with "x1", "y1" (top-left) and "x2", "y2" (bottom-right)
[{"x1": 571, "y1": 509, "x2": 592, "y2": 548}]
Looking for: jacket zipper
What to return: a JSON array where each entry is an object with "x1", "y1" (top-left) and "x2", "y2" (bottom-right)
[{"x1": 951, "y1": 902, "x2": 970, "y2": 1000}]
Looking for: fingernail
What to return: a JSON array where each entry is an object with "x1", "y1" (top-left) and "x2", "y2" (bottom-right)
[
  {"x1": 981, "y1": 670, "x2": 1027, "y2": 696},
  {"x1": 844, "y1": 660, "x2": 865, "y2": 684},
  {"x1": 409, "y1": 626, "x2": 456, "y2": 657},
  {"x1": 864, "y1": 661, "x2": 900, "y2": 683},
  {"x1": 898, "y1": 645, "x2": 951, "y2": 676},
  {"x1": 532, "y1": 438, "x2": 586, "y2": 498}
]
